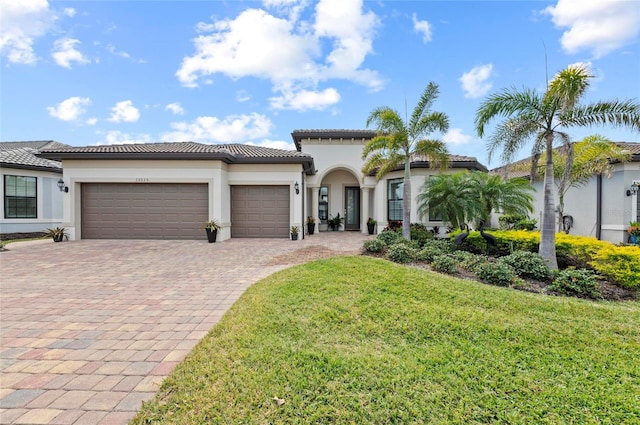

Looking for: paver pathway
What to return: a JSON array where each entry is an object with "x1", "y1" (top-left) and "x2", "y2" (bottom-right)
[{"x1": 1, "y1": 233, "x2": 370, "y2": 424}]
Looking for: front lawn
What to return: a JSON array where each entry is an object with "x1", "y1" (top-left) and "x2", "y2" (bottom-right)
[{"x1": 132, "y1": 256, "x2": 640, "y2": 424}]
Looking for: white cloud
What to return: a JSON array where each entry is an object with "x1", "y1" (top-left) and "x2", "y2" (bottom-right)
[
  {"x1": 165, "y1": 102, "x2": 185, "y2": 115},
  {"x1": 52, "y1": 38, "x2": 90, "y2": 68},
  {"x1": 108, "y1": 100, "x2": 140, "y2": 123},
  {"x1": 47, "y1": 96, "x2": 91, "y2": 121},
  {"x1": 459, "y1": 64, "x2": 493, "y2": 99},
  {"x1": 63, "y1": 7, "x2": 76, "y2": 17},
  {"x1": 443, "y1": 128, "x2": 472, "y2": 145},
  {"x1": 106, "y1": 44, "x2": 130, "y2": 59},
  {"x1": 236, "y1": 90, "x2": 251, "y2": 102},
  {"x1": 270, "y1": 87, "x2": 340, "y2": 110},
  {"x1": 86, "y1": 117, "x2": 97, "y2": 125},
  {"x1": 97, "y1": 130, "x2": 153, "y2": 145},
  {"x1": 0, "y1": 0, "x2": 56, "y2": 64},
  {"x1": 176, "y1": 0, "x2": 382, "y2": 110},
  {"x1": 412, "y1": 13, "x2": 432, "y2": 43},
  {"x1": 161, "y1": 113, "x2": 272, "y2": 143},
  {"x1": 543, "y1": 0, "x2": 640, "y2": 58}
]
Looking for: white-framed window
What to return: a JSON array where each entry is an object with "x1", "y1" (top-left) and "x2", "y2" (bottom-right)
[
  {"x1": 319, "y1": 186, "x2": 329, "y2": 221},
  {"x1": 387, "y1": 178, "x2": 403, "y2": 221}
]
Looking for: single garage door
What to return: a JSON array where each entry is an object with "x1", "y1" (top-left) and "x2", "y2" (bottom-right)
[
  {"x1": 82, "y1": 183, "x2": 208, "y2": 239},
  {"x1": 231, "y1": 185, "x2": 289, "y2": 238}
]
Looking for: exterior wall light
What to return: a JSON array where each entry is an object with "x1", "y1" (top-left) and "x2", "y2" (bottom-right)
[
  {"x1": 295, "y1": 181, "x2": 300, "y2": 195},
  {"x1": 57, "y1": 178, "x2": 69, "y2": 193},
  {"x1": 627, "y1": 182, "x2": 639, "y2": 197}
]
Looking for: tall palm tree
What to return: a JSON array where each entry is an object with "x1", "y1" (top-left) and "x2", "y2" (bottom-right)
[
  {"x1": 475, "y1": 64, "x2": 640, "y2": 269},
  {"x1": 362, "y1": 82, "x2": 450, "y2": 239}
]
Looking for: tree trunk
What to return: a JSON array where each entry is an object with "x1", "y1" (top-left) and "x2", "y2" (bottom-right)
[
  {"x1": 402, "y1": 161, "x2": 411, "y2": 240},
  {"x1": 539, "y1": 134, "x2": 558, "y2": 270}
]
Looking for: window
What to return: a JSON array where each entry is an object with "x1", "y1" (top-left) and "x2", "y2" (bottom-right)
[
  {"x1": 318, "y1": 186, "x2": 328, "y2": 221},
  {"x1": 387, "y1": 178, "x2": 403, "y2": 221},
  {"x1": 4, "y1": 175, "x2": 37, "y2": 218}
]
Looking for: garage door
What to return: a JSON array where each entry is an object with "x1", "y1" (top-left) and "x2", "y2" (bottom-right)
[
  {"x1": 82, "y1": 183, "x2": 208, "y2": 239},
  {"x1": 231, "y1": 186, "x2": 289, "y2": 238}
]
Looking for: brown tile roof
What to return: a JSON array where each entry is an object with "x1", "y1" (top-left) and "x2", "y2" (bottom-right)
[
  {"x1": 291, "y1": 129, "x2": 378, "y2": 150},
  {"x1": 38, "y1": 142, "x2": 315, "y2": 172},
  {"x1": 0, "y1": 141, "x2": 68, "y2": 172}
]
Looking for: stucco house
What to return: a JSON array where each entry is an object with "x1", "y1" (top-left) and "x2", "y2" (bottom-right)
[
  {"x1": 37, "y1": 130, "x2": 486, "y2": 241},
  {"x1": 1, "y1": 141, "x2": 68, "y2": 234},
  {"x1": 493, "y1": 142, "x2": 640, "y2": 244}
]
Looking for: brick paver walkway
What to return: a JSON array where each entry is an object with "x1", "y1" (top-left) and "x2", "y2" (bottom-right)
[{"x1": 1, "y1": 233, "x2": 371, "y2": 424}]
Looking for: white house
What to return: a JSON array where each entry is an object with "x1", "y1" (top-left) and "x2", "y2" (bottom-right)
[
  {"x1": 0, "y1": 141, "x2": 67, "y2": 235},
  {"x1": 494, "y1": 142, "x2": 640, "y2": 244},
  {"x1": 37, "y1": 130, "x2": 486, "y2": 241}
]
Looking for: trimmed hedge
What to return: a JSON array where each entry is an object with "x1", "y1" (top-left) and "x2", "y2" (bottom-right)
[{"x1": 590, "y1": 245, "x2": 640, "y2": 290}]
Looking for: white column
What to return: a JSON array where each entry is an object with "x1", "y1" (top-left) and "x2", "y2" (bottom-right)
[
  {"x1": 311, "y1": 186, "x2": 319, "y2": 222},
  {"x1": 361, "y1": 187, "x2": 370, "y2": 234}
]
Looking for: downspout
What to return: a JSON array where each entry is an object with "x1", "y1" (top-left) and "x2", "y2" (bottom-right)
[
  {"x1": 301, "y1": 171, "x2": 305, "y2": 240},
  {"x1": 596, "y1": 174, "x2": 602, "y2": 240}
]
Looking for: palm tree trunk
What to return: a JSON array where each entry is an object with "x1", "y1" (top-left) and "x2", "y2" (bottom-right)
[
  {"x1": 539, "y1": 134, "x2": 558, "y2": 270},
  {"x1": 402, "y1": 161, "x2": 411, "y2": 239}
]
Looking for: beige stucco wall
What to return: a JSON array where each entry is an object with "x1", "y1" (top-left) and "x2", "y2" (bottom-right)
[{"x1": 59, "y1": 159, "x2": 303, "y2": 241}]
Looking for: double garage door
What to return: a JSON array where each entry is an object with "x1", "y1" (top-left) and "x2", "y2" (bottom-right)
[{"x1": 81, "y1": 183, "x2": 289, "y2": 239}]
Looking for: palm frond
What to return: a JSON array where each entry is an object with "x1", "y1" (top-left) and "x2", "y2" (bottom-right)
[
  {"x1": 564, "y1": 100, "x2": 640, "y2": 132},
  {"x1": 545, "y1": 64, "x2": 592, "y2": 114},
  {"x1": 486, "y1": 118, "x2": 538, "y2": 164},
  {"x1": 409, "y1": 82, "x2": 439, "y2": 130},
  {"x1": 475, "y1": 87, "x2": 543, "y2": 137}
]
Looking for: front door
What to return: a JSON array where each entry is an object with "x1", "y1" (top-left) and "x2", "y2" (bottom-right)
[{"x1": 344, "y1": 187, "x2": 360, "y2": 231}]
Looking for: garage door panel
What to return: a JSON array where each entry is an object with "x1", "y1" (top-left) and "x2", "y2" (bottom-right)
[
  {"x1": 82, "y1": 183, "x2": 208, "y2": 240},
  {"x1": 231, "y1": 185, "x2": 289, "y2": 238}
]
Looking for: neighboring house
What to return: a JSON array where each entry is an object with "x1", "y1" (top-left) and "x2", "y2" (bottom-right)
[
  {"x1": 493, "y1": 142, "x2": 640, "y2": 244},
  {"x1": 37, "y1": 130, "x2": 487, "y2": 241},
  {"x1": 0, "y1": 141, "x2": 68, "y2": 234}
]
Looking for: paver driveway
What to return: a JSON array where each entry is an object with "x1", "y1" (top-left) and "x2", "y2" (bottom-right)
[{"x1": 1, "y1": 233, "x2": 370, "y2": 425}]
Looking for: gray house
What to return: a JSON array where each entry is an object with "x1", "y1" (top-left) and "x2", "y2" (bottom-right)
[{"x1": 0, "y1": 141, "x2": 68, "y2": 235}]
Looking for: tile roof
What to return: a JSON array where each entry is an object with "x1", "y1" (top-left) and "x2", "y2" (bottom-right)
[
  {"x1": 491, "y1": 141, "x2": 640, "y2": 177},
  {"x1": 291, "y1": 129, "x2": 378, "y2": 150},
  {"x1": 0, "y1": 141, "x2": 66, "y2": 172}
]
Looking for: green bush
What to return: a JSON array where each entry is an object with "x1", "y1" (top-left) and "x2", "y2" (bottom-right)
[
  {"x1": 377, "y1": 229, "x2": 403, "y2": 246},
  {"x1": 549, "y1": 268, "x2": 602, "y2": 299},
  {"x1": 417, "y1": 240, "x2": 453, "y2": 262},
  {"x1": 431, "y1": 255, "x2": 458, "y2": 274},
  {"x1": 363, "y1": 238, "x2": 386, "y2": 253},
  {"x1": 410, "y1": 223, "x2": 434, "y2": 247},
  {"x1": 475, "y1": 262, "x2": 517, "y2": 287},
  {"x1": 449, "y1": 251, "x2": 486, "y2": 272},
  {"x1": 386, "y1": 243, "x2": 418, "y2": 264},
  {"x1": 499, "y1": 214, "x2": 537, "y2": 231},
  {"x1": 499, "y1": 250, "x2": 550, "y2": 280}
]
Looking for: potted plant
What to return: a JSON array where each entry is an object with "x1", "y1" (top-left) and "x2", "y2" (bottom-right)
[
  {"x1": 328, "y1": 213, "x2": 343, "y2": 231},
  {"x1": 627, "y1": 221, "x2": 640, "y2": 245},
  {"x1": 290, "y1": 225, "x2": 299, "y2": 240},
  {"x1": 306, "y1": 216, "x2": 316, "y2": 235},
  {"x1": 203, "y1": 219, "x2": 222, "y2": 243},
  {"x1": 366, "y1": 217, "x2": 377, "y2": 235},
  {"x1": 44, "y1": 227, "x2": 68, "y2": 242}
]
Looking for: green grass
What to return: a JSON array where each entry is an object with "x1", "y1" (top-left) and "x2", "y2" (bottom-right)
[{"x1": 132, "y1": 256, "x2": 640, "y2": 424}]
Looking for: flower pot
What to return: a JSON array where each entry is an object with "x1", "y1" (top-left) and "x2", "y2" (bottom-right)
[
  {"x1": 205, "y1": 228, "x2": 217, "y2": 243},
  {"x1": 53, "y1": 234, "x2": 64, "y2": 242},
  {"x1": 630, "y1": 234, "x2": 639, "y2": 245},
  {"x1": 307, "y1": 223, "x2": 315, "y2": 235},
  {"x1": 367, "y1": 223, "x2": 375, "y2": 235},
  {"x1": 291, "y1": 233, "x2": 298, "y2": 240}
]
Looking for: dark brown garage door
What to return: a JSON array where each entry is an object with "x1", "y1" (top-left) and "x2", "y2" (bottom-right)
[
  {"x1": 82, "y1": 183, "x2": 208, "y2": 239},
  {"x1": 231, "y1": 186, "x2": 289, "y2": 238}
]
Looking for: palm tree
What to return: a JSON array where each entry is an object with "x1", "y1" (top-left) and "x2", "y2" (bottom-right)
[
  {"x1": 470, "y1": 172, "x2": 534, "y2": 224},
  {"x1": 417, "y1": 172, "x2": 478, "y2": 229},
  {"x1": 417, "y1": 171, "x2": 533, "y2": 229},
  {"x1": 513, "y1": 134, "x2": 632, "y2": 231},
  {"x1": 475, "y1": 64, "x2": 640, "y2": 269},
  {"x1": 362, "y1": 82, "x2": 450, "y2": 239}
]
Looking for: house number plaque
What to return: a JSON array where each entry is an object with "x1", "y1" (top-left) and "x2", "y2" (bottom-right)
[{"x1": 135, "y1": 178, "x2": 150, "y2": 182}]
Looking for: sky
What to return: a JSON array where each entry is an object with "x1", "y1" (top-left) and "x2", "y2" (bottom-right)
[{"x1": 1, "y1": 0, "x2": 639, "y2": 168}]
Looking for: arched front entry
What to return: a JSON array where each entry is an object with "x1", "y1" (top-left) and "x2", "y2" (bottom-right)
[{"x1": 307, "y1": 167, "x2": 364, "y2": 232}]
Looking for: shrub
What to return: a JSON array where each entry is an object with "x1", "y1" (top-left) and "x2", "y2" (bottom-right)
[
  {"x1": 549, "y1": 268, "x2": 602, "y2": 299},
  {"x1": 499, "y1": 250, "x2": 550, "y2": 280},
  {"x1": 363, "y1": 238, "x2": 386, "y2": 253},
  {"x1": 377, "y1": 229, "x2": 403, "y2": 246},
  {"x1": 475, "y1": 262, "x2": 517, "y2": 287},
  {"x1": 386, "y1": 243, "x2": 418, "y2": 264},
  {"x1": 590, "y1": 245, "x2": 640, "y2": 290},
  {"x1": 417, "y1": 240, "x2": 453, "y2": 262},
  {"x1": 449, "y1": 251, "x2": 486, "y2": 272},
  {"x1": 431, "y1": 255, "x2": 458, "y2": 274},
  {"x1": 498, "y1": 214, "x2": 537, "y2": 231},
  {"x1": 410, "y1": 223, "x2": 434, "y2": 247}
]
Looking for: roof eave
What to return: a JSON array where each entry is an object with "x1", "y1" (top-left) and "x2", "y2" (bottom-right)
[
  {"x1": 0, "y1": 162, "x2": 62, "y2": 173},
  {"x1": 37, "y1": 152, "x2": 236, "y2": 162}
]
